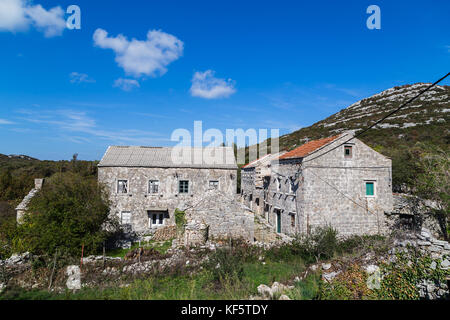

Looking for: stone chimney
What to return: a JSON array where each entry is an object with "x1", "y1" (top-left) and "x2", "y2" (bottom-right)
[{"x1": 34, "y1": 178, "x2": 44, "y2": 190}]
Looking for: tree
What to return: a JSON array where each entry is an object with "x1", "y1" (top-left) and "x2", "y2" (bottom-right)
[
  {"x1": 15, "y1": 172, "x2": 120, "y2": 256},
  {"x1": 412, "y1": 144, "x2": 449, "y2": 239}
]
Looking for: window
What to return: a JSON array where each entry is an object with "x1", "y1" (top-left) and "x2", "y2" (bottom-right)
[
  {"x1": 344, "y1": 146, "x2": 352, "y2": 158},
  {"x1": 117, "y1": 180, "x2": 128, "y2": 193},
  {"x1": 290, "y1": 213, "x2": 295, "y2": 227},
  {"x1": 288, "y1": 180, "x2": 294, "y2": 194},
  {"x1": 209, "y1": 180, "x2": 219, "y2": 190},
  {"x1": 121, "y1": 211, "x2": 131, "y2": 224},
  {"x1": 148, "y1": 180, "x2": 159, "y2": 194},
  {"x1": 179, "y1": 180, "x2": 189, "y2": 193},
  {"x1": 276, "y1": 178, "x2": 281, "y2": 192},
  {"x1": 149, "y1": 212, "x2": 164, "y2": 227},
  {"x1": 365, "y1": 181, "x2": 375, "y2": 197}
]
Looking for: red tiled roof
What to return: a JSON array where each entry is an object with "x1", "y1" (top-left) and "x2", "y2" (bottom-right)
[{"x1": 279, "y1": 135, "x2": 341, "y2": 160}]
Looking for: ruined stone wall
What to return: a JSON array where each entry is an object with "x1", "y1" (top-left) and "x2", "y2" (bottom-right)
[
  {"x1": 185, "y1": 190, "x2": 254, "y2": 242},
  {"x1": 265, "y1": 160, "x2": 302, "y2": 236},
  {"x1": 98, "y1": 166, "x2": 237, "y2": 234},
  {"x1": 241, "y1": 167, "x2": 264, "y2": 215}
]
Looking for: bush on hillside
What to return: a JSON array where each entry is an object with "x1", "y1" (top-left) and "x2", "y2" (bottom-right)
[{"x1": 12, "y1": 172, "x2": 120, "y2": 257}]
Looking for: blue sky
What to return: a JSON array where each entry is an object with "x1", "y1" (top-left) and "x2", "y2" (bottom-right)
[{"x1": 0, "y1": 0, "x2": 449, "y2": 160}]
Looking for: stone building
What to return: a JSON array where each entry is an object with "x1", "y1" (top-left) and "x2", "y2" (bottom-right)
[
  {"x1": 241, "y1": 152, "x2": 286, "y2": 216},
  {"x1": 98, "y1": 146, "x2": 253, "y2": 241},
  {"x1": 244, "y1": 131, "x2": 393, "y2": 237}
]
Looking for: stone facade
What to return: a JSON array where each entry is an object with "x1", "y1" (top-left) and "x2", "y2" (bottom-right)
[
  {"x1": 244, "y1": 132, "x2": 393, "y2": 237},
  {"x1": 97, "y1": 146, "x2": 253, "y2": 241},
  {"x1": 99, "y1": 166, "x2": 237, "y2": 235}
]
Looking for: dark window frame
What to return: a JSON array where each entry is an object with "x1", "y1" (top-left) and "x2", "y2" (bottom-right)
[{"x1": 179, "y1": 180, "x2": 189, "y2": 194}]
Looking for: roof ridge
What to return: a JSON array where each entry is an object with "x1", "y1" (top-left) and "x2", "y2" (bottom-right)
[{"x1": 279, "y1": 134, "x2": 344, "y2": 160}]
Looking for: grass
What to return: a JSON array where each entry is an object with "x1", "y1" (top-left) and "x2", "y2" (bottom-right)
[
  {"x1": 1, "y1": 255, "x2": 307, "y2": 300},
  {"x1": 286, "y1": 273, "x2": 321, "y2": 300},
  {"x1": 106, "y1": 239, "x2": 173, "y2": 258},
  {"x1": 0, "y1": 228, "x2": 392, "y2": 300}
]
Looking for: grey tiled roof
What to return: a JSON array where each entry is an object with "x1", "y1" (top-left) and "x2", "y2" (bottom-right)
[{"x1": 98, "y1": 146, "x2": 237, "y2": 169}]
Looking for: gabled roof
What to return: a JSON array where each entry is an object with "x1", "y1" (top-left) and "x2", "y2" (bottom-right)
[
  {"x1": 98, "y1": 146, "x2": 237, "y2": 169},
  {"x1": 241, "y1": 152, "x2": 287, "y2": 169},
  {"x1": 279, "y1": 134, "x2": 342, "y2": 160},
  {"x1": 241, "y1": 154, "x2": 272, "y2": 169}
]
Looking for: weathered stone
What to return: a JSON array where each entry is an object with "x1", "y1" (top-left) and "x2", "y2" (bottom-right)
[
  {"x1": 432, "y1": 240, "x2": 448, "y2": 247},
  {"x1": 364, "y1": 264, "x2": 380, "y2": 274},
  {"x1": 66, "y1": 265, "x2": 81, "y2": 290},
  {"x1": 430, "y1": 261, "x2": 437, "y2": 270},
  {"x1": 322, "y1": 271, "x2": 341, "y2": 282},
  {"x1": 279, "y1": 294, "x2": 291, "y2": 300},
  {"x1": 440, "y1": 259, "x2": 450, "y2": 269},
  {"x1": 257, "y1": 284, "x2": 272, "y2": 298},
  {"x1": 322, "y1": 263, "x2": 331, "y2": 270},
  {"x1": 428, "y1": 246, "x2": 442, "y2": 253}
]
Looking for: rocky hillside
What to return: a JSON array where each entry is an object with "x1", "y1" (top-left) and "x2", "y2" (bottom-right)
[
  {"x1": 249, "y1": 83, "x2": 449, "y2": 191},
  {"x1": 279, "y1": 83, "x2": 449, "y2": 151}
]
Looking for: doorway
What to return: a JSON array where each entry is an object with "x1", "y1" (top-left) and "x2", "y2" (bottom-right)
[{"x1": 275, "y1": 209, "x2": 281, "y2": 233}]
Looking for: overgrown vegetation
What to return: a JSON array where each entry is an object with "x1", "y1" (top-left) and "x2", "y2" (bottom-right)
[
  {"x1": 3, "y1": 224, "x2": 447, "y2": 301},
  {"x1": 1, "y1": 172, "x2": 120, "y2": 259}
]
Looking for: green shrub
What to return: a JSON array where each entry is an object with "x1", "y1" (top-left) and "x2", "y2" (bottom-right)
[
  {"x1": 12, "y1": 172, "x2": 120, "y2": 257},
  {"x1": 377, "y1": 249, "x2": 449, "y2": 300}
]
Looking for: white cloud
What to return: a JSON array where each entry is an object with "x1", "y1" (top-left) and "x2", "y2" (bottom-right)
[
  {"x1": 113, "y1": 78, "x2": 140, "y2": 91},
  {"x1": 69, "y1": 72, "x2": 95, "y2": 84},
  {"x1": 25, "y1": 4, "x2": 65, "y2": 37},
  {"x1": 19, "y1": 109, "x2": 168, "y2": 145},
  {"x1": 0, "y1": 0, "x2": 28, "y2": 32},
  {"x1": 0, "y1": 0, "x2": 65, "y2": 37},
  {"x1": 93, "y1": 28, "x2": 184, "y2": 78},
  {"x1": 190, "y1": 70, "x2": 236, "y2": 99},
  {"x1": 0, "y1": 119, "x2": 15, "y2": 125}
]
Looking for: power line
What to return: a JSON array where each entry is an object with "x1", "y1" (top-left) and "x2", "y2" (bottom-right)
[{"x1": 302, "y1": 72, "x2": 450, "y2": 164}]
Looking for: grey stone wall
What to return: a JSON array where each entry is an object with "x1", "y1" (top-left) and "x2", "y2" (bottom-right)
[
  {"x1": 185, "y1": 190, "x2": 254, "y2": 242},
  {"x1": 98, "y1": 166, "x2": 237, "y2": 234}
]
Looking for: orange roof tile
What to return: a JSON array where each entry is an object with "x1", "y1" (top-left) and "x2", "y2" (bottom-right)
[{"x1": 279, "y1": 135, "x2": 341, "y2": 160}]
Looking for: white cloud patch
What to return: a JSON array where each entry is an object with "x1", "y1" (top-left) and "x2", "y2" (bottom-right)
[
  {"x1": 0, "y1": 0, "x2": 28, "y2": 32},
  {"x1": 69, "y1": 72, "x2": 95, "y2": 84},
  {"x1": 25, "y1": 4, "x2": 65, "y2": 37},
  {"x1": 93, "y1": 28, "x2": 184, "y2": 78},
  {"x1": 113, "y1": 78, "x2": 140, "y2": 91},
  {"x1": 0, "y1": 119, "x2": 15, "y2": 125},
  {"x1": 190, "y1": 70, "x2": 236, "y2": 99},
  {"x1": 0, "y1": 0, "x2": 66, "y2": 37},
  {"x1": 18, "y1": 109, "x2": 168, "y2": 145}
]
